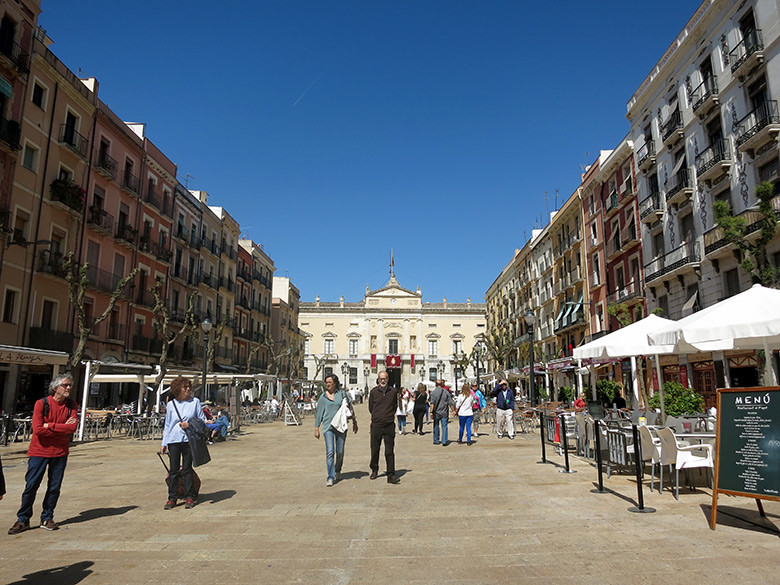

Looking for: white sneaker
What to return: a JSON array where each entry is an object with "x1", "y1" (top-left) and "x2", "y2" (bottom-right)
[
  {"x1": 326, "y1": 478, "x2": 334, "y2": 486},
  {"x1": 497, "y1": 434, "x2": 503, "y2": 439}
]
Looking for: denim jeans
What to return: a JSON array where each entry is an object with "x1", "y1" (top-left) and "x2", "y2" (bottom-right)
[
  {"x1": 458, "y1": 415, "x2": 473, "y2": 442},
  {"x1": 323, "y1": 428, "x2": 346, "y2": 481},
  {"x1": 17, "y1": 456, "x2": 68, "y2": 522},
  {"x1": 433, "y1": 416, "x2": 449, "y2": 445},
  {"x1": 397, "y1": 415, "x2": 407, "y2": 433}
]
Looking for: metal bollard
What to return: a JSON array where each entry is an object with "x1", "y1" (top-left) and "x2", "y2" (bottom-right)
[
  {"x1": 628, "y1": 423, "x2": 655, "y2": 513},
  {"x1": 559, "y1": 413, "x2": 576, "y2": 473},
  {"x1": 591, "y1": 419, "x2": 608, "y2": 493},
  {"x1": 539, "y1": 411, "x2": 546, "y2": 463}
]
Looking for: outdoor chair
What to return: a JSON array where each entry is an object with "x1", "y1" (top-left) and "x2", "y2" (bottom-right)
[
  {"x1": 656, "y1": 427, "x2": 714, "y2": 499},
  {"x1": 638, "y1": 425, "x2": 661, "y2": 492}
]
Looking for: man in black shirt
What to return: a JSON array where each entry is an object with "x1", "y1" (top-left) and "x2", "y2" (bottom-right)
[{"x1": 368, "y1": 371, "x2": 402, "y2": 484}]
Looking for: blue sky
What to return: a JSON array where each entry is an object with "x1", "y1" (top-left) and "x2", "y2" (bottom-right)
[{"x1": 40, "y1": 1, "x2": 703, "y2": 303}]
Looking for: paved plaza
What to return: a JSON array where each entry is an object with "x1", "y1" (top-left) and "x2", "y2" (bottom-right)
[{"x1": 1, "y1": 402, "x2": 778, "y2": 585}]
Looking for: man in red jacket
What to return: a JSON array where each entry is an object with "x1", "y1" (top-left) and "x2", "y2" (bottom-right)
[{"x1": 8, "y1": 374, "x2": 78, "y2": 535}]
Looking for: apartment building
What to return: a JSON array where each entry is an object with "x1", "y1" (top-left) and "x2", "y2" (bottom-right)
[
  {"x1": 240, "y1": 238, "x2": 274, "y2": 372},
  {"x1": 628, "y1": 0, "x2": 780, "y2": 400},
  {"x1": 271, "y1": 275, "x2": 303, "y2": 380}
]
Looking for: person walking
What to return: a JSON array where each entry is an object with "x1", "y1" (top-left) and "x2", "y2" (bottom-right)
[
  {"x1": 429, "y1": 379, "x2": 454, "y2": 446},
  {"x1": 396, "y1": 387, "x2": 410, "y2": 435},
  {"x1": 161, "y1": 377, "x2": 207, "y2": 510},
  {"x1": 314, "y1": 374, "x2": 358, "y2": 486},
  {"x1": 471, "y1": 383, "x2": 486, "y2": 437},
  {"x1": 412, "y1": 383, "x2": 428, "y2": 435},
  {"x1": 491, "y1": 379, "x2": 516, "y2": 439},
  {"x1": 455, "y1": 383, "x2": 476, "y2": 445},
  {"x1": 368, "y1": 371, "x2": 402, "y2": 484},
  {"x1": 8, "y1": 374, "x2": 78, "y2": 534}
]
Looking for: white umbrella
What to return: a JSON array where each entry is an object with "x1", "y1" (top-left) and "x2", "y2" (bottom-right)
[
  {"x1": 648, "y1": 284, "x2": 780, "y2": 384},
  {"x1": 574, "y1": 314, "x2": 677, "y2": 411}
]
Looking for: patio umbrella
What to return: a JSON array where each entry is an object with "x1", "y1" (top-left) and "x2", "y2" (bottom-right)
[
  {"x1": 648, "y1": 284, "x2": 780, "y2": 384},
  {"x1": 573, "y1": 314, "x2": 678, "y2": 414}
]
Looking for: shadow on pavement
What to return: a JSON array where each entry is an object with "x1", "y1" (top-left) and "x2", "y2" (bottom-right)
[
  {"x1": 701, "y1": 504, "x2": 780, "y2": 536},
  {"x1": 198, "y1": 489, "x2": 236, "y2": 504},
  {"x1": 60, "y1": 506, "x2": 138, "y2": 526},
  {"x1": 337, "y1": 470, "x2": 369, "y2": 480},
  {"x1": 7, "y1": 560, "x2": 94, "y2": 585}
]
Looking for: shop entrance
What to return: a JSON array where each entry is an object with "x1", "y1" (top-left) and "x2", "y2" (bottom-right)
[{"x1": 387, "y1": 368, "x2": 401, "y2": 389}]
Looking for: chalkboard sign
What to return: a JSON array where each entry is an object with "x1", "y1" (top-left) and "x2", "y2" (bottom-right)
[{"x1": 711, "y1": 386, "x2": 780, "y2": 530}]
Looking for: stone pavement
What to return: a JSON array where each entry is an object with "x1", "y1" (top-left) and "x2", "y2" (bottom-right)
[{"x1": 1, "y1": 402, "x2": 779, "y2": 585}]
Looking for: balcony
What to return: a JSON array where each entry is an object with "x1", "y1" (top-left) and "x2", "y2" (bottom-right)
[
  {"x1": 661, "y1": 110, "x2": 684, "y2": 146},
  {"x1": 200, "y1": 273, "x2": 216, "y2": 289},
  {"x1": 639, "y1": 192, "x2": 663, "y2": 224},
  {"x1": 236, "y1": 295, "x2": 250, "y2": 310},
  {"x1": 175, "y1": 225, "x2": 189, "y2": 243},
  {"x1": 135, "y1": 286, "x2": 156, "y2": 308},
  {"x1": 637, "y1": 140, "x2": 656, "y2": 172},
  {"x1": 168, "y1": 306, "x2": 187, "y2": 323},
  {"x1": 0, "y1": 38, "x2": 30, "y2": 73},
  {"x1": 703, "y1": 195, "x2": 780, "y2": 256},
  {"x1": 729, "y1": 29, "x2": 764, "y2": 78},
  {"x1": 37, "y1": 250, "x2": 67, "y2": 278},
  {"x1": 86, "y1": 207, "x2": 115, "y2": 234},
  {"x1": 105, "y1": 323, "x2": 126, "y2": 342},
  {"x1": 28, "y1": 326, "x2": 73, "y2": 353},
  {"x1": 735, "y1": 100, "x2": 780, "y2": 157},
  {"x1": 115, "y1": 223, "x2": 137, "y2": 246},
  {"x1": 218, "y1": 276, "x2": 235, "y2": 293},
  {"x1": 644, "y1": 240, "x2": 700, "y2": 284},
  {"x1": 0, "y1": 116, "x2": 21, "y2": 151},
  {"x1": 589, "y1": 271, "x2": 604, "y2": 289},
  {"x1": 695, "y1": 139, "x2": 732, "y2": 185},
  {"x1": 58, "y1": 124, "x2": 88, "y2": 158},
  {"x1": 143, "y1": 185, "x2": 161, "y2": 210},
  {"x1": 605, "y1": 192, "x2": 620, "y2": 217},
  {"x1": 85, "y1": 265, "x2": 124, "y2": 293},
  {"x1": 691, "y1": 76, "x2": 719, "y2": 117},
  {"x1": 172, "y1": 264, "x2": 188, "y2": 282},
  {"x1": 605, "y1": 235, "x2": 622, "y2": 261},
  {"x1": 189, "y1": 232, "x2": 201, "y2": 249},
  {"x1": 121, "y1": 170, "x2": 140, "y2": 194},
  {"x1": 568, "y1": 266, "x2": 583, "y2": 287},
  {"x1": 131, "y1": 335, "x2": 163, "y2": 354},
  {"x1": 154, "y1": 242, "x2": 172, "y2": 263},
  {"x1": 665, "y1": 168, "x2": 694, "y2": 206},
  {"x1": 606, "y1": 280, "x2": 642, "y2": 306},
  {"x1": 49, "y1": 179, "x2": 85, "y2": 213},
  {"x1": 95, "y1": 151, "x2": 118, "y2": 180}
]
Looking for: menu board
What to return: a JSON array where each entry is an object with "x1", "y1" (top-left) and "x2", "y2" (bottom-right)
[{"x1": 716, "y1": 387, "x2": 780, "y2": 498}]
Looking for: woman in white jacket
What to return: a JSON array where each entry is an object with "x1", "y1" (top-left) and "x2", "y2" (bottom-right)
[{"x1": 454, "y1": 383, "x2": 476, "y2": 445}]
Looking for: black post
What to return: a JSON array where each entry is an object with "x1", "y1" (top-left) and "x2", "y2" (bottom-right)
[
  {"x1": 202, "y1": 330, "x2": 209, "y2": 401},
  {"x1": 539, "y1": 411, "x2": 546, "y2": 463},
  {"x1": 593, "y1": 419, "x2": 606, "y2": 492},
  {"x1": 559, "y1": 413, "x2": 576, "y2": 474},
  {"x1": 529, "y1": 328, "x2": 536, "y2": 406},
  {"x1": 628, "y1": 423, "x2": 655, "y2": 513}
]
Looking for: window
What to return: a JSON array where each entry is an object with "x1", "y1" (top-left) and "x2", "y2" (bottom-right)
[
  {"x1": 41, "y1": 299, "x2": 56, "y2": 330},
  {"x1": 388, "y1": 339, "x2": 398, "y2": 354},
  {"x1": 680, "y1": 213, "x2": 695, "y2": 244},
  {"x1": 410, "y1": 335, "x2": 417, "y2": 349},
  {"x1": 428, "y1": 340, "x2": 438, "y2": 358},
  {"x1": 324, "y1": 338, "x2": 334, "y2": 354},
  {"x1": 31, "y1": 82, "x2": 46, "y2": 109},
  {"x1": 12, "y1": 209, "x2": 29, "y2": 244},
  {"x1": 453, "y1": 339, "x2": 462, "y2": 355},
  {"x1": 304, "y1": 339, "x2": 311, "y2": 354},
  {"x1": 349, "y1": 339, "x2": 358, "y2": 356},
  {"x1": 429, "y1": 368, "x2": 438, "y2": 382},
  {"x1": 22, "y1": 143, "x2": 39, "y2": 171},
  {"x1": 349, "y1": 367, "x2": 358, "y2": 385},
  {"x1": 657, "y1": 295, "x2": 669, "y2": 318},
  {"x1": 323, "y1": 367, "x2": 333, "y2": 380},
  {"x1": 653, "y1": 232, "x2": 665, "y2": 257},
  {"x1": 724, "y1": 268, "x2": 740, "y2": 298},
  {"x1": 2, "y1": 288, "x2": 18, "y2": 323}
]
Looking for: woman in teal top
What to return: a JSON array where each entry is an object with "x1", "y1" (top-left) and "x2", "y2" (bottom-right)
[{"x1": 314, "y1": 374, "x2": 358, "y2": 486}]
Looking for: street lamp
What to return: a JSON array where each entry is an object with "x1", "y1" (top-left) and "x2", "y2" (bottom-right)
[
  {"x1": 524, "y1": 309, "x2": 537, "y2": 406},
  {"x1": 363, "y1": 365, "x2": 370, "y2": 395},
  {"x1": 201, "y1": 317, "x2": 213, "y2": 401},
  {"x1": 436, "y1": 359, "x2": 444, "y2": 382},
  {"x1": 475, "y1": 336, "x2": 483, "y2": 392},
  {"x1": 341, "y1": 361, "x2": 349, "y2": 386}
]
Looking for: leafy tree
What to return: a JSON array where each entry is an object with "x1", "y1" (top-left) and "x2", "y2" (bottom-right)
[
  {"x1": 596, "y1": 379, "x2": 621, "y2": 405},
  {"x1": 64, "y1": 253, "x2": 138, "y2": 371},
  {"x1": 559, "y1": 385, "x2": 575, "y2": 403},
  {"x1": 648, "y1": 381, "x2": 704, "y2": 416},
  {"x1": 714, "y1": 180, "x2": 780, "y2": 288},
  {"x1": 482, "y1": 329, "x2": 516, "y2": 371}
]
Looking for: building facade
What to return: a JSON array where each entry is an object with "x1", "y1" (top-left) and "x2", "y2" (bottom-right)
[{"x1": 300, "y1": 273, "x2": 486, "y2": 391}]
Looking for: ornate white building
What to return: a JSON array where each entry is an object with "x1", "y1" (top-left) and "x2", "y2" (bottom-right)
[{"x1": 299, "y1": 272, "x2": 486, "y2": 391}]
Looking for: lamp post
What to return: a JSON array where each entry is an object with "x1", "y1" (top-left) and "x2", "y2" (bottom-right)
[
  {"x1": 341, "y1": 361, "x2": 349, "y2": 387},
  {"x1": 475, "y1": 338, "x2": 483, "y2": 392},
  {"x1": 524, "y1": 309, "x2": 536, "y2": 406},
  {"x1": 201, "y1": 317, "x2": 213, "y2": 401},
  {"x1": 436, "y1": 359, "x2": 444, "y2": 383},
  {"x1": 363, "y1": 365, "x2": 370, "y2": 396}
]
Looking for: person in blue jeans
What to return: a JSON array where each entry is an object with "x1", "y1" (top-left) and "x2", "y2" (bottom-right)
[
  {"x1": 429, "y1": 379, "x2": 454, "y2": 446},
  {"x1": 455, "y1": 383, "x2": 476, "y2": 444},
  {"x1": 314, "y1": 374, "x2": 358, "y2": 486}
]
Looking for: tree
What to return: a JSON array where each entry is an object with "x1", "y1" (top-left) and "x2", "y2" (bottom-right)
[
  {"x1": 204, "y1": 318, "x2": 227, "y2": 379},
  {"x1": 64, "y1": 253, "x2": 138, "y2": 371},
  {"x1": 714, "y1": 180, "x2": 780, "y2": 288},
  {"x1": 150, "y1": 281, "x2": 199, "y2": 386},
  {"x1": 482, "y1": 329, "x2": 516, "y2": 371},
  {"x1": 309, "y1": 353, "x2": 328, "y2": 381}
]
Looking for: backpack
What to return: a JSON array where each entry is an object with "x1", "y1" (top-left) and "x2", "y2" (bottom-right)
[{"x1": 42, "y1": 396, "x2": 77, "y2": 421}]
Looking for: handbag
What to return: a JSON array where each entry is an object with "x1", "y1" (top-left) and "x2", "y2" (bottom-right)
[
  {"x1": 330, "y1": 392, "x2": 351, "y2": 433},
  {"x1": 171, "y1": 400, "x2": 211, "y2": 467},
  {"x1": 157, "y1": 451, "x2": 201, "y2": 498}
]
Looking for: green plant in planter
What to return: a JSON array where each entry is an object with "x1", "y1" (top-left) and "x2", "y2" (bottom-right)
[
  {"x1": 596, "y1": 379, "x2": 621, "y2": 405},
  {"x1": 647, "y1": 381, "x2": 704, "y2": 416},
  {"x1": 49, "y1": 178, "x2": 86, "y2": 211},
  {"x1": 558, "y1": 386, "x2": 574, "y2": 403}
]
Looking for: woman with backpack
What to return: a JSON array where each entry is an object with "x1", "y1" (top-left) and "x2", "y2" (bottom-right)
[
  {"x1": 471, "y1": 383, "x2": 486, "y2": 436},
  {"x1": 412, "y1": 383, "x2": 428, "y2": 435}
]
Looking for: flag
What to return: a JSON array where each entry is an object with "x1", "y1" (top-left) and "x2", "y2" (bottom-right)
[
  {"x1": 411, "y1": 354, "x2": 415, "y2": 369},
  {"x1": 371, "y1": 354, "x2": 376, "y2": 368}
]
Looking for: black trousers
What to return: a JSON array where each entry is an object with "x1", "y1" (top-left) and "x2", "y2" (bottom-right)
[
  {"x1": 413, "y1": 409, "x2": 426, "y2": 433},
  {"x1": 369, "y1": 422, "x2": 395, "y2": 475},
  {"x1": 167, "y1": 441, "x2": 195, "y2": 500}
]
